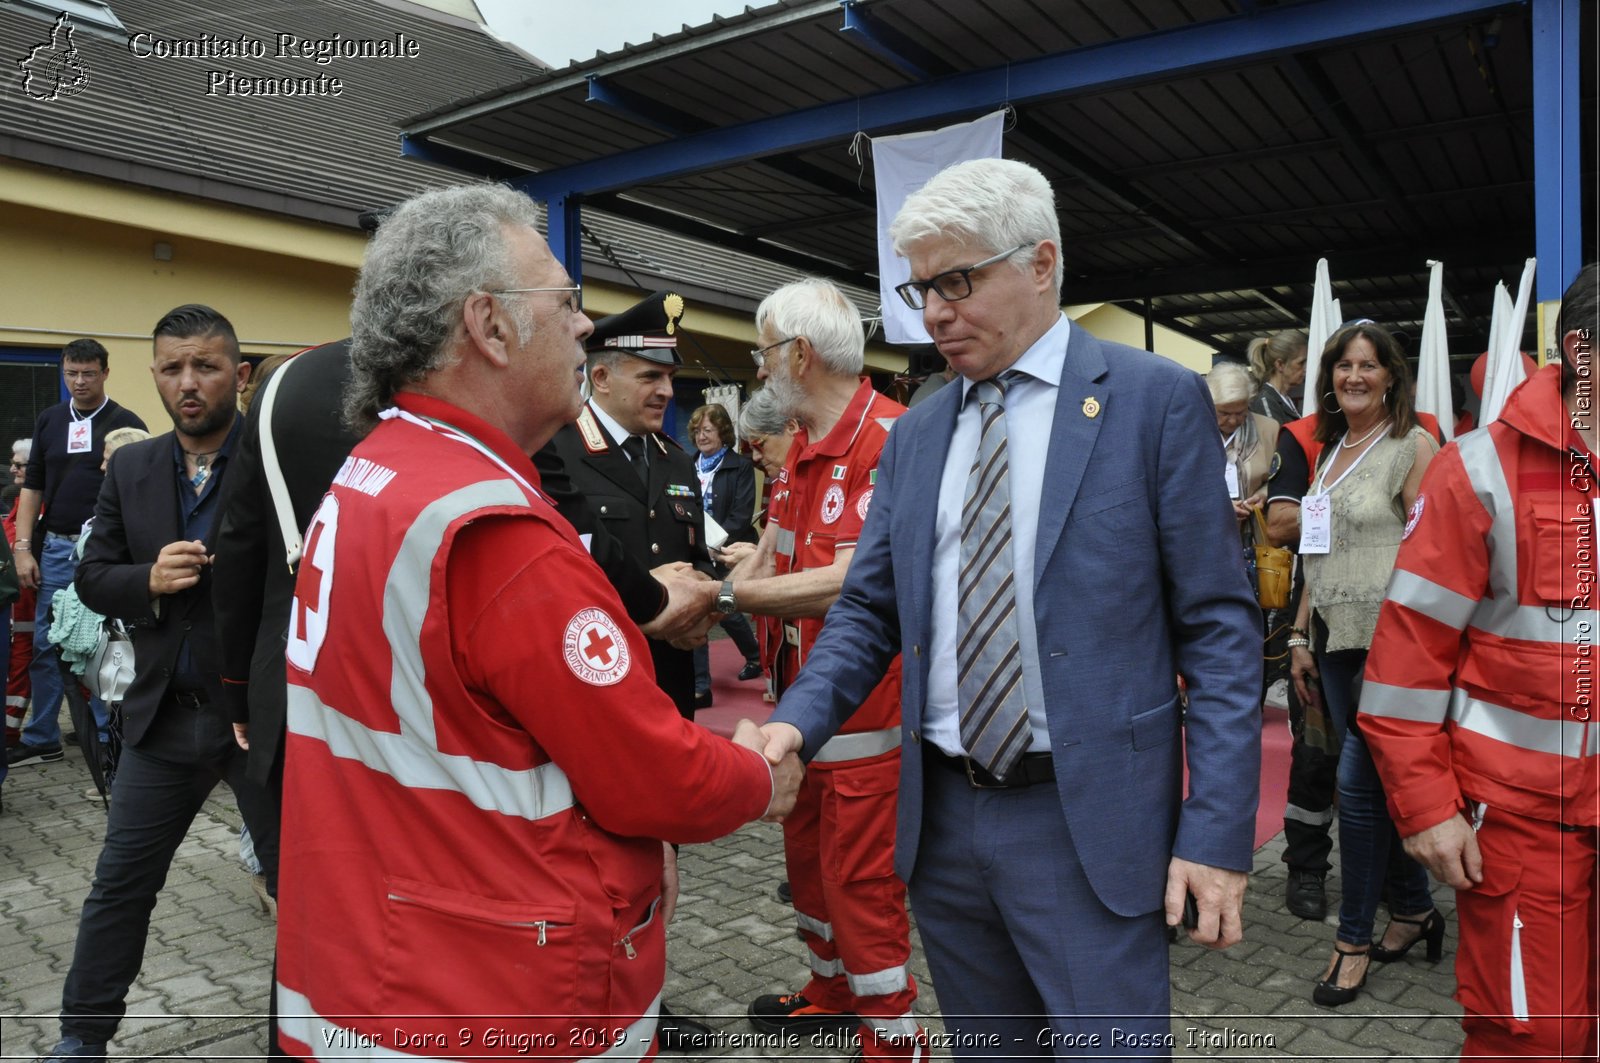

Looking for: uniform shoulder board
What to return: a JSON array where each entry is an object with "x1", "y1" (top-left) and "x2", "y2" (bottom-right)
[
  {"x1": 576, "y1": 407, "x2": 608, "y2": 453},
  {"x1": 656, "y1": 433, "x2": 684, "y2": 453}
]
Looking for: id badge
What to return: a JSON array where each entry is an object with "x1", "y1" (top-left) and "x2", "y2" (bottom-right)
[
  {"x1": 67, "y1": 420, "x2": 92, "y2": 454},
  {"x1": 1223, "y1": 462, "x2": 1240, "y2": 499},
  {"x1": 1299, "y1": 492, "x2": 1332, "y2": 554}
]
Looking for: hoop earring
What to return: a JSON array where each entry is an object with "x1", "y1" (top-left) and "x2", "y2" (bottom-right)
[{"x1": 1320, "y1": 390, "x2": 1341, "y2": 414}]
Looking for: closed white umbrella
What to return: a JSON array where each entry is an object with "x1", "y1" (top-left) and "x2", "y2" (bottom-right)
[
  {"x1": 1480, "y1": 258, "x2": 1536, "y2": 426},
  {"x1": 1302, "y1": 258, "x2": 1339, "y2": 417},
  {"x1": 1415, "y1": 260, "x2": 1454, "y2": 442}
]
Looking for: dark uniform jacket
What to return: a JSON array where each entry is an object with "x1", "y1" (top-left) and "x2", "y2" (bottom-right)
[{"x1": 537, "y1": 403, "x2": 711, "y2": 717}]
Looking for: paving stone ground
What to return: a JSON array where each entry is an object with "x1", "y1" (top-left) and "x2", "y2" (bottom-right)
[{"x1": 2, "y1": 731, "x2": 1464, "y2": 1061}]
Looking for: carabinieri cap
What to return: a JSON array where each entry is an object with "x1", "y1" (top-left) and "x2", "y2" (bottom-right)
[{"x1": 586, "y1": 290, "x2": 686, "y2": 367}]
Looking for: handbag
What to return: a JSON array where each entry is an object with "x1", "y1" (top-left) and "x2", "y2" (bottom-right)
[
  {"x1": 1249, "y1": 508, "x2": 1292, "y2": 610},
  {"x1": 84, "y1": 619, "x2": 135, "y2": 704}
]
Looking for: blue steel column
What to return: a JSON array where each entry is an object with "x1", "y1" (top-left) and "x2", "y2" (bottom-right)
[
  {"x1": 546, "y1": 193, "x2": 584, "y2": 285},
  {"x1": 1531, "y1": 0, "x2": 1581, "y2": 302}
]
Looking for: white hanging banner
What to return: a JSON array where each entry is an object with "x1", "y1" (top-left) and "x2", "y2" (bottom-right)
[
  {"x1": 872, "y1": 110, "x2": 1006, "y2": 345},
  {"x1": 1302, "y1": 258, "x2": 1339, "y2": 417},
  {"x1": 1481, "y1": 258, "x2": 1536, "y2": 426},
  {"x1": 1415, "y1": 260, "x2": 1454, "y2": 443}
]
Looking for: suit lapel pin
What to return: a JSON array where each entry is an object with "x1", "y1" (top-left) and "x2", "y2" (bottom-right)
[{"x1": 1082, "y1": 396, "x2": 1101, "y2": 419}]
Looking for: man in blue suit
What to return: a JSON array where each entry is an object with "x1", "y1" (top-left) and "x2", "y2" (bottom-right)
[{"x1": 758, "y1": 158, "x2": 1262, "y2": 1057}]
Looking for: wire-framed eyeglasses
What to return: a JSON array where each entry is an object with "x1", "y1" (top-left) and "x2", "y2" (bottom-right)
[
  {"x1": 894, "y1": 243, "x2": 1033, "y2": 310},
  {"x1": 489, "y1": 285, "x2": 584, "y2": 314},
  {"x1": 750, "y1": 337, "x2": 797, "y2": 368}
]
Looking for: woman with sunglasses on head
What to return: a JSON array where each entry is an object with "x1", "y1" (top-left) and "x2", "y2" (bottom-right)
[{"x1": 1288, "y1": 321, "x2": 1441, "y2": 1007}]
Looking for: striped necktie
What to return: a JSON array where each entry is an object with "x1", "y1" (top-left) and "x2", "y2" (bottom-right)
[{"x1": 957, "y1": 372, "x2": 1030, "y2": 778}]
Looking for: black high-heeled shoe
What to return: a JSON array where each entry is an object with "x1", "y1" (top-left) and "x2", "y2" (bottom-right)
[
  {"x1": 1312, "y1": 945, "x2": 1370, "y2": 1006},
  {"x1": 1370, "y1": 908, "x2": 1445, "y2": 963}
]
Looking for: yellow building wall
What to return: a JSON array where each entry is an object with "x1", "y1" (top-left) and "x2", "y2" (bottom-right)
[{"x1": 1064, "y1": 302, "x2": 1216, "y2": 373}]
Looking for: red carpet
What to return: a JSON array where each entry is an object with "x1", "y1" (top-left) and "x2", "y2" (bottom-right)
[{"x1": 698, "y1": 639, "x2": 1294, "y2": 852}]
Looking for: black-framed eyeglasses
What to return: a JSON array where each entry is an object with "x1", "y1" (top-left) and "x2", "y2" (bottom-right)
[
  {"x1": 750, "y1": 337, "x2": 797, "y2": 368},
  {"x1": 489, "y1": 285, "x2": 584, "y2": 314},
  {"x1": 9, "y1": 461, "x2": 25, "y2": 469},
  {"x1": 894, "y1": 243, "x2": 1033, "y2": 310}
]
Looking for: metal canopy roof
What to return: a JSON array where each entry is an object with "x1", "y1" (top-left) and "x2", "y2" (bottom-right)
[{"x1": 405, "y1": 0, "x2": 1594, "y2": 362}]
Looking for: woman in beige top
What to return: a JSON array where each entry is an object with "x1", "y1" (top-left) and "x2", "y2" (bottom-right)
[
  {"x1": 1206, "y1": 362, "x2": 1280, "y2": 527},
  {"x1": 1288, "y1": 322, "x2": 1439, "y2": 1008}
]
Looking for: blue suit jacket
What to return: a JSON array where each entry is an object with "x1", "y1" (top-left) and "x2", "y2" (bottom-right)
[{"x1": 773, "y1": 324, "x2": 1262, "y2": 917}]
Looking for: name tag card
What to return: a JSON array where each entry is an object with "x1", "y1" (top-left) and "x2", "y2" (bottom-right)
[
  {"x1": 1223, "y1": 463, "x2": 1240, "y2": 500},
  {"x1": 1299, "y1": 492, "x2": 1332, "y2": 554},
  {"x1": 67, "y1": 420, "x2": 92, "y2": 454}
]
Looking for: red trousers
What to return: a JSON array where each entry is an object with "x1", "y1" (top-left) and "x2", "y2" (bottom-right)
[
  {"x1": 1456, "y1": 804, "x2": 1598, "y2": 1062},
  {"x1": 783, "y1": 749, "x2": 923, "y2": 1061}
]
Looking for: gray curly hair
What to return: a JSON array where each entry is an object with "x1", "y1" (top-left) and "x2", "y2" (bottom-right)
[{"x1": 345, "y1": 184, "x2": 544, "y2": 432}]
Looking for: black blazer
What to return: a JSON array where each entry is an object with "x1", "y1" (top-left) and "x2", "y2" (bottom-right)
[
  {"x1": 705, "y1": 450, "x2": 759, "y2": 546},
  {"x1": 211, "y1": 341, "x2": 360, "y2": 785},
  {"x1": 77, "y1": 430, "x2": 233, "y2": 747}
]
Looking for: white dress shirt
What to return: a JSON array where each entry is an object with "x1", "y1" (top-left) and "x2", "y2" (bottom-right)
[{"x1": 923, "y1": 314, "x2": 1070, "y2": 757}]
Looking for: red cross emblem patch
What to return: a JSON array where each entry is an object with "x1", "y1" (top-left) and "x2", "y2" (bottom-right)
[{"x1": 563, "y1": 607, "x2": 632, "y2": 686}]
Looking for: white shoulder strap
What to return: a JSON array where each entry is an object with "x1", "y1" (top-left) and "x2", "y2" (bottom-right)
[{"x1": 255, "y1": 353, "x2": 304, "y2": 571}]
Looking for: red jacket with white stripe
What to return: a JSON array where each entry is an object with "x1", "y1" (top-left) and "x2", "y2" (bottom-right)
[
  {"x1": 773, "y1": 380, "x2": 904, "y2": 740},
  {"x1": 277, "y1": 394, "x2": 771, "y2": 1062},
  {"x1": 1361, "y1": 364, "x2": 1597, "y2": 833}
]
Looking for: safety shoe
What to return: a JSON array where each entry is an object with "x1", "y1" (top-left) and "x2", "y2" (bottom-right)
[
  {"x1": 37, "y1": 1035, "x2": 107, "y2": 1061},
  {"x1": 775, "y1": 880, "x2": 792, "y2": 904},
  {"x1": 738, "y1": 660, "x2": 763, "y2": 681},
  {"x1": 748, "y1": 992, "x2": 859, "y2": 1034},
  {"x1": 1286, "y1": 869, "x2": 1327, "y2": 920},
  {"x1": 7, "y1": 742, "x2": 63, "y2": 767}
]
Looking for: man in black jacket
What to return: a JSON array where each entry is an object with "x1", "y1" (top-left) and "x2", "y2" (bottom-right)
[
  {"x1": 38, "y1": 305, "x2": 278, "y2": 1063},
  {"x1": 536, "y1": 291, "x2": 715, "y2": 717}
]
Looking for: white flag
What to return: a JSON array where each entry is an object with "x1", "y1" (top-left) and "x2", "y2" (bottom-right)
[
  {"x1": 1415, "y1": 261, "x2": 1453, "y2": 442},
  {"x1": 873, "y1": 111, "x2": 1006, "y2": 344}
]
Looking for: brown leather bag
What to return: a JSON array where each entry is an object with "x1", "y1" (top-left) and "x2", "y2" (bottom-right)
[{"x1": 1251, "y1": 507, "x2": 1292, "y2": 610}]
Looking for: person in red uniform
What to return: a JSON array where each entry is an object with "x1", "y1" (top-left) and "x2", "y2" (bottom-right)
[
  {"x1": 5, "y1": 440, "x2": 36, "y2": 749},
  {"x1": 1360, "y1": 262, "x2": 1599, "y2": 1062},
  {"x1": 721, "y1": 279, "x2": 923, "y2": 1060},
  {"x1": 275, "y1": 184, "x2": 801, "y2": 1063}
]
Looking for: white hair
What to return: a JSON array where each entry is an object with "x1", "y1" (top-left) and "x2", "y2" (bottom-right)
[
  {"x1": 1206, "y1": 361, "x2": 1257, "y2": 406},
  {"x1": 890, "y1": 158, "x2": 1064, "y2": 294},
  {"x1": 755, "y1": 279, "x2": 865, "y2": 377},
  {"x1": 12, "y1": 438, "x2": 31, "y2": 460}
]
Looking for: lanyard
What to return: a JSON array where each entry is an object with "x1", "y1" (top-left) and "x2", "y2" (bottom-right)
[
  {"x1": 378, "y1": 407, "x2": 543, "y2": 501},
  {"x1": 69, "y1": 397, "x2": 109, "y2": 423},
  {"x1": 1312, "y1": 423, "x2": 1390, "y2": 496}
]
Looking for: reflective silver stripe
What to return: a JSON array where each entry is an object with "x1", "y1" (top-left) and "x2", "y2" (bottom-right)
[
  {"x1": 1455, "y1": 430, "x2": 1518, "y2": 601},
  {"x1": 1360, "y1": 679, "x2": 1450, "y2": 725},
  {"x1": 846, "y1": 964, "x2": 909, "y2": 997},
  {"x1": 287, "y1": 685, "x2": 576, "y2": 821},
  {"x1": 809, "y1": 949, "x2": 844, "y2": 977},
  {"x1": 278, "y1": 983, "x2": 659, "y2": 1062},
  {"x1": 795, "y1": 910, "x2": 833, "y2": 941},
  {"x1": 1283, "y1": 803, "x2": 1333, "y2": 826},
  {"x1": 775, "y1": 526, "x2": 796, "y2": 557},
  {"x1": 862, "y1": 1013, "x2": 920, "y2": 1039},
  {"x1": 387, "y1": 481, "x2": 531, "y2": 749},
  {"x1": 1509, "y1": 911, "x2": 1529, "y2": 1022},
  {"x1": 13, "y1": 619, "x2": 32, "y2": 633},
  {"x1": 1386, "y1": 569, "x2": 1477, "y2": 630},
  {"x1": 1473, "y1": 603, "x2": 1581, "y2": 645},
  {"x1": 1450, "y1": 691, "x2": 1598, "y2": 759},
  {"x1": 813, "y1": 726, "x2": 901, "y2": 763}
]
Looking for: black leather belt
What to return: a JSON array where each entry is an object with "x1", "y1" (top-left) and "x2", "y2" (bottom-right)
[
  {"x1": 168, "y1": 688, "x2": 209, "y2": 709},
  {"x1": 926, "y1": 746, "x2": 1054, "y2": 789}
]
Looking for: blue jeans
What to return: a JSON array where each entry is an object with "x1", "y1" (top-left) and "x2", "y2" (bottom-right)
[
  {"x1": 1317, "y1": 649, "x2": 1434, "y2": 946},
  {"x1": 23, "y1": 534, "x2": 106, "y2": 747},
  {"x1": 691, "y1": 612, "x2": 761, "y2": 693},
  {"x1": 59, "y1": 692, "x2": 279, "y2": 1045}
]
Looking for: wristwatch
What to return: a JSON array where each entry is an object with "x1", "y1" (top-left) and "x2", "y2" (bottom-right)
[{"x1": 716, "y1": 580, "x2": 738, "y2": 613}]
